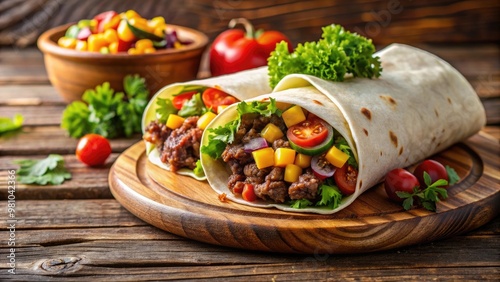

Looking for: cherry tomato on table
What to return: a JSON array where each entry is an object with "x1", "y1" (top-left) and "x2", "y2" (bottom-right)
[
  {"x1": 413, "y1": 159, "x2": 449, "y2": 188},
  {"x1": 202, "y1": 88, "x2": 237, "y2": 113},
  {"x1": 334, "y1": 163, "x2": 358, "y2": 196},
  {"x1": 76, "y1": 134, "x2": 112, "y2": 167},
  {"x1": 384, "y1": 168, "x2": 420, "y2": 203}
]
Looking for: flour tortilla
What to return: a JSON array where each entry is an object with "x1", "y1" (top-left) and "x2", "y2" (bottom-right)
[
  {"x1": 142, "y1": 67, "x2": 271, "y2": 180},
  {"x1": 201, "y1": 44, "x2": 486, "y2": 213}
]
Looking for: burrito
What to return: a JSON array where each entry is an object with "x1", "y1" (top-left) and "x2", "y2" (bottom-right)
[
  {"x1": 142, "y1": 67, "x2": 271, "y2": 180},
  {"x1": 200, "y1": 44, "x2": 486, "y2": 214}
]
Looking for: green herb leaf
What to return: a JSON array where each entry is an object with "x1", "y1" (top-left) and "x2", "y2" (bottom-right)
[
  {"x1": 193, "y1": 160, "x2": 205, "y2": 177},
  {"x1": 316, "y1": 183, "x2": 342, "y2": 209},
  {"x1": 15, "y1": 154, "x2": 71, "y2": 185},
  {"x1": 61, "y1": 75, "x2": 149, "y2": 138},
  {"x1": 155, "y1": 97, "x2": 178, "y2": 123},
  {"x1": 268, "y1": 24, "x2": 382, "y2": 88},
  {"x1": 178, "y1": 93, "x2": 208, "y2": 117},
  {"x1": 397, "y1": 176, "x2": 449, "y2": 212},
  {"x1": 237, "y1": 99, "x2": 282, "y2": 117},
  {"x1": 0, "y1": 114, "x2": 24, "y2": 135},
  {"x1": 446, "y1": 165, "x2": 460, "y2": 185},
  {"x1": 290, "y1": 199, "x2": 313, "y2": 209}
]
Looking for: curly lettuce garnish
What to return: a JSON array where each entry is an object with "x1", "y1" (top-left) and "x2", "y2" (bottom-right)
[{"x1": 268, "y1": 24, "x2": 382, "y2": 88}]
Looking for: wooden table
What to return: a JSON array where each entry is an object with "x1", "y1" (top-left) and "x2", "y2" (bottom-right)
[{"x1": 1, "y1": 44, "x2": 499, "y2": 281}]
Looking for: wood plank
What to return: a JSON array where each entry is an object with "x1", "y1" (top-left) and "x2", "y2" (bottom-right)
[{"x1": 0, "y1": 199, "x2": 497, "y2": 280}]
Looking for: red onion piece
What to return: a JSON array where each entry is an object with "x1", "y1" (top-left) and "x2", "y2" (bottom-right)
[{"x1": 244, "y1": 137, "x2": 268, "y2": 153}]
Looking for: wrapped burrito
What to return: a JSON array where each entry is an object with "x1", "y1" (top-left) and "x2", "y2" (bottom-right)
[
  {"x1": 200, "y1": 44, "x2": 486, "y2": 214},
  {"x1": 142, "y1": 67, "x2": 271, "y2": 180}
]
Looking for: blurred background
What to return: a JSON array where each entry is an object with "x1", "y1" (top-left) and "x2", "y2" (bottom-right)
[{"x1": 1, "y1": 0, "x2": 499, "y2": 48}]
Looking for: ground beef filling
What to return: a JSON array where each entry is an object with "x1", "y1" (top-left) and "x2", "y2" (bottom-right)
[
  {"x1": 144, "y1": 116, "x2": 203, "y2": 171},
  {"x1": 223, "y1": 113, "x2": 322, "y2": 203}
]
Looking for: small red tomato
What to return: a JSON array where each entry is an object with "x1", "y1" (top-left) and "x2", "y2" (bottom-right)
[
  {"x1": 334, "y1": 163, "x2": 358, "y2": 195},
  {"x1": 413, "y1": 159, "x2": 449, "y2": 188},
  {"x1": 242, "y1": 183, "x2": 257, "y2": 202},
  {"x1": 172, "y1": 91, "x2": 197, "y2": 110},
  {"x1": 384, "y1": 168, "x2": 420, "y2": 203},
  {"x1": 76, "y1": 134, "x2": 111, "y2": 167},
  {"x1": 201, "y1": 88, "x2": 237, "y2": 112}
]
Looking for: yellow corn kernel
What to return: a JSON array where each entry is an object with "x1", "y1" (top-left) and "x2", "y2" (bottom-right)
[
  {"x1": 174, "y1": 41, "x2": 183, "y2": 49},
  {"x1": 153, "y1": 26, "x2": 165, "y2": 37},
  {"x1": 196, "y1": 112, "x2": 217, "y2": 130},
  {"x1": 284, "y1": 164, "x2": 302, "y2": 183},
  {"x1": 252, "y1": 147, "x2": 275, "y2": 169},
  {"x1": 117, "y1": 19, "x2": 135, "y2": 42},
  {"x1": 124, "y1": 10, "x2": 141, "y2": 19},
  {"x1": 166, "y1": 114, "x2": 185, "y2": 129},
  {"x1": 127, "y1": 47, "x2": 139, "y2": 55},
  {"x1": 282, "y1": 105, "x2": 306, "y2": 127},
  {"x1": 148, "y1": 16, "x2": 166, "y2": 29},
  {"x1": 129, "y1": 17, "x2": 153, "y2": 33},
  {"x1": 260, "y1": 123, "x2": 284, "y2": 144},
  {"x1": 325, "y1": 146, "x2": 350, "y2": 168},
  {"x1": 144, "y1": 47, "x2": 156, "y2": 54},
  {"x1": 274, "y1": 148, "x2": 296, "y2": 167},
  {"x1": 103, "y1": 29, "x2": 118, "y2": 44},
  {"x1": 109, "y1": 42, "x2": 118, "y2": 54},
  {"x1": 99, "y1": 46, "x2": 110, "y2": 54},
  {"x1": 75, "y1": 40, "x2": 87, "y2": 51},
  {"x1": 57, "y1": 37, "x2": 77, "y2": 49},
  {"x1": 87, "y1": 34, "x2": 108, "y2": 52},
  {"x1": 294, "y1": 153, "x2": 312, "y2": 168},
  {"x1": 135, "y1": 39, "x2": 154, "y2": 52}
]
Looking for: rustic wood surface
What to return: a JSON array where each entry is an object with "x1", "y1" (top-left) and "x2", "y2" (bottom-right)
[{"x1": 0, "y1": 43, "x2": 499, "y2": 279}]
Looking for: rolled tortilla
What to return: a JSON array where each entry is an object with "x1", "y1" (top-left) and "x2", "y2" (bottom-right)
[
  {"x1": 201, "y1": 44, "x2": 486, "y2": 213},
  {"x1": 142, "y1": 66, "x2": 271, "y2": 180}
]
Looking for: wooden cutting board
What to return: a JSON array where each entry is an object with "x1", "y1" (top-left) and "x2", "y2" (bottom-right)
[{"x1": 109, "y1": 131, "x2": 499, "y2": 254}]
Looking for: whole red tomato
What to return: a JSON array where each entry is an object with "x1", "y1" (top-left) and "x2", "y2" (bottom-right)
[
  {"x1": 76, "y1": 134, "x2": 112, "y2": 167},
  {"x1": 413, "y1": 159, "x2": 449, "y2": 188},
  {"x1": 210, "y1": 18, "x2": 292, "y2": 76},
  {"x1": 384, "y1": 168, "x2": 420, "y2": 203}
]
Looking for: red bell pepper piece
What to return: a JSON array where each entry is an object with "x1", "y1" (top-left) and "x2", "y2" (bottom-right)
[
  {"x1": 209, "y1": 18, "x2": 292, "y2": 76},
  {"x1": 94, "y1": 11, "x2": 119, "y2": 33}
]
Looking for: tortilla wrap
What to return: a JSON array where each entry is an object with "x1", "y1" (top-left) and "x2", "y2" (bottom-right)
[
  {"x1": 200, "y1": 44, "x2": 486, "y2": 213},
  {"x1": 142, "y1": 66, "x2": 271, "y2": 180}
]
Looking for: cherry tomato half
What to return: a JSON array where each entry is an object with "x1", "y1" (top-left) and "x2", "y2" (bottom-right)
[
  {"x1": 172, "y1": 91, "x2": 197, "y2": 110},
  {"x1": 76, "y1": 134, "x2": 111, "y2": 167},
  {"x1": 384, "y1": 168, "x2": 420, "y2": 203},
  {"x1": 201, "y1": 88, "x2": 236, "y2": 112},
  {"x1": 287, "y1": 119, "x2": 330, "y2": 148},
  {"x1": 334, "y1": 163, "x2": 358, "y2": 195},
  {"x1": 413, "y1": 159, "x2": 449, "y2": 188}
]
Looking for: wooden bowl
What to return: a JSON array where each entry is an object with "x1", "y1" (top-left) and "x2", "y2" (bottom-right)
[{"x1": 37, "y1": 24, "x2": 209, "y2": 103}]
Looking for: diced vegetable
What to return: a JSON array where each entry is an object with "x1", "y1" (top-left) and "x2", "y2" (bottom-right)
[
  {"x1": 288, "y1": 123, "x2": 334, "y2": 156},
  {"x1": 311, "y1": 155, "x2": 336, "y2": 180},
  {"x1": 325, "y1": 146, "x2": 350, "y2": 168},
  {"x1": 252, "y1": 147, "x2": 275, "y2": 169},
  {"x1": 244, "y1": 137, "x2": 268, "y2": 153},
  {"x1": 294, "y1": 153, "x2": 311, "y2": 168},
  {"x1": 166, "y1": 114, "x2": 185, "y2": 129},
  {"x1": 260, "y1": 123, "x2": 284, "y2": 143},
  {"x1": 117, "y1": 19, "x2": 136, "y2": 42},
  {"x1": 281, "y1": 105, "x2": 306, "y2": 127},
  {"x1": 274, "y1": 148, "x2": 296, "y2": 167},
  {"x1": 87, "y1": 34, "x2": 108, "y2": 52},
  {"x1": 57, "y1": 37, "x2": 77, "y2": 49},
  {"x1": 197, "y1": 112, "x2": 217, "y2": 130},
  {"x1": 242, "y1": 183, "x2": 257, "y2": 201},
  {"x1": 284, "y1": 164, "x2": 302, "y2": 183}
]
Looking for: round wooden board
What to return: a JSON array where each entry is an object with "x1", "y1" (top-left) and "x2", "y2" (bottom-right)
[{"x1": 109, "y1": 131, "x2": 499, "y2": 254}]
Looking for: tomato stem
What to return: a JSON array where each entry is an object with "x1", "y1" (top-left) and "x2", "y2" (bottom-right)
[{"x1": 228, "y1": 18, "x2": 255, "y2": 39}]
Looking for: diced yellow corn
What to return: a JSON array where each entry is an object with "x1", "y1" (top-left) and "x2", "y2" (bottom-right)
[
  {"x1": 282, "y1": 105, "x2": 306, "y2": 127},
  {"x1": 57, "y1": 37, "x2": 77, "y2": 49},
  {"x1": 143, "y1": 47, "x2": 156, "y2": 54},
  {"x1": 127, "y1": 47, "x2": 139, "y2": 55},
  {"x1": 261, "y1": 123, "x2": 284, "y2": 144},
  {"x1": 153, "y1": 26, "x2": 165, "y2": 37},
  {"x1": 148, "y1": 16, "x2": 166, "y2": 29},
  {"x1": 252, "y1": 147, "x2": 275, "y2": 169},
  {"x1": 103, "y1": 29, "x2": 118, "y2": 44},
  {"x1": 75, "y1": 40, "x2": 87, "y2": 51},
  {"x1": 124, "y1": 10, "x2": 141, "y2": 19},
  {"x1": 166, "y1": 114, "x2": 185, "y2": 129},
  {"x1": 135, "y1": 39, "x2": 154, "y2": 52},
  {"x1": 284, "y1": 164, "x2": 302, "y2": 183},
  {"x1": 197, "y1": 111, "x2": 217, "y2": 130},
  {"x1": 325, "y1": 146, "x2": 349, "y2": 168},
  {"x1": 274, "y1": 148, "x2": 296, "y2": 167},
  {"x1": 294, "y1": 153, "x2": 312, "y2": 168}
]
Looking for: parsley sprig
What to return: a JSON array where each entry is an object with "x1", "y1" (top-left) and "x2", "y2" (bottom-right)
[
  {"x1": 61, "y1": 75, "x2": 149, "y2": 138},
  {"x1": 268, "y1": 24, "x2": 382, "y2": 88},
  {"x1": 15, "y1": 154, "x2": 71, "y2": 185},
  {"x1": 397, "y1": 172, "x2": 449, "y2": 212}
]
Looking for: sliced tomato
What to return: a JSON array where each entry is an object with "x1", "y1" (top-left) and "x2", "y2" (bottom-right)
[
  {"x1": 287, "y1": 120, "x2": 334, "y2": 156},
  {"x1": 202, "y1": 88, "x2": 237, "y2": 112},
  {"x1": 334, "y1": 164, "x2": 358, "y2": 195},
  {"x1": 172, "y1": 91, "x2": 197, "y2": 110}
]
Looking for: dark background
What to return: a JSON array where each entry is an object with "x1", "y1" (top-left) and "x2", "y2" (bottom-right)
[{"x1": 1, "y1": 0, "x2": 499, "y2": 48}]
